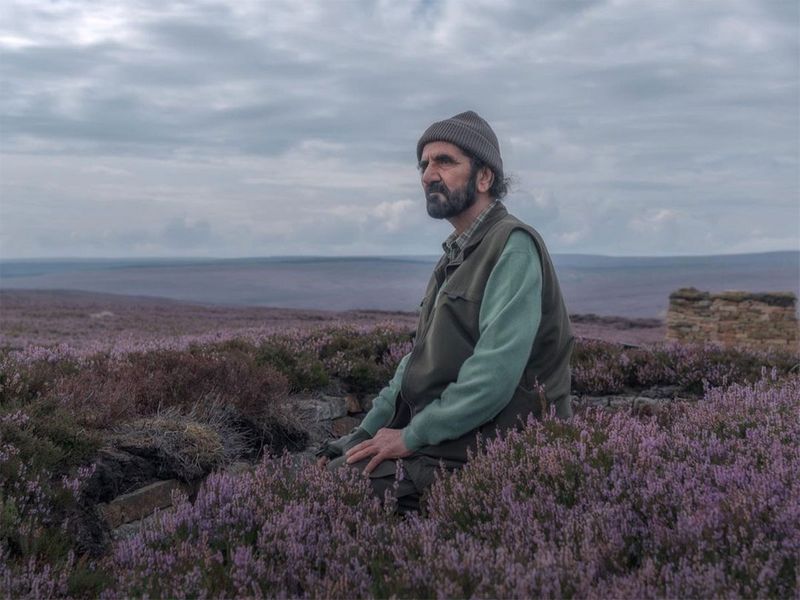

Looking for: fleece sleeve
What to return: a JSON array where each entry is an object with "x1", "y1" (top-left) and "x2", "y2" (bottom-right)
[
  {"x1": 358, "y1": 351, "x2": 411, "y2": 436},
  {"x1": 402, "y1": 230, "x2": 542, "y2": 451}
]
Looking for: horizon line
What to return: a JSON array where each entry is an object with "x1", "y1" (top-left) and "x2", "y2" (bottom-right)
[{"x1": 0, "y1": 248, "x2": 798, "y2": 262}]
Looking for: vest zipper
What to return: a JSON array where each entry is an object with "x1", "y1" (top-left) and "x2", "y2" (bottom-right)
[
  {"x1": 400, "y1": 290, "x2": 440, "y2": 421},
  {"x1": 400, "y1": 342, "x2": 421, "y2": 421}
]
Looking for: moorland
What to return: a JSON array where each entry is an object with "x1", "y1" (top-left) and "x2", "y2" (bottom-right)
[{"x1": 1, "y1": 290, "x2": 797, "y2": 598}]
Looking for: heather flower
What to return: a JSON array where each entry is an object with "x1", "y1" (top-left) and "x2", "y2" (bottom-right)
[
  {"x1": 60, "y1": 463, "x2": 97, "y2": 500},
  {"x1": 96, "y1": 375, "x2": 799, "y2": 598},
  {"x1": 0, "y1": 549, "x2": 75, "y2": 599},
  {"x1": 1, "y1": 321, "x2": 797, "y2": 598}
]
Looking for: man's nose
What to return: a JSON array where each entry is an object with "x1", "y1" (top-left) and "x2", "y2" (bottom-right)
[{"x1": 421, "y1": 164, "x2": 440, "y2": 186}]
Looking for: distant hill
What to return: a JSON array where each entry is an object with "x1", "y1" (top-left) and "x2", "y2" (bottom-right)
[{"x1": 1, "y1": 251, "x2": 797, "y2": 318}]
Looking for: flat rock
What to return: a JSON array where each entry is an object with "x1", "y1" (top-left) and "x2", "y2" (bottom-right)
[
  {"x1": 296, "y1": 396, "x2": 348, "y2": 422},
  {"x1": 224, "y1": 461, "x2": 252, "y2": 475},
  {"x1": 111, "y1": 507, "x2": 170, "y2": 541},
  {"x1": 331, "y1": 415, "x2": 362, "y2": 437},
  {"x1": 638, "y1": 385, "x2": 681, "y2": 399},
  {"x1": 345, "y1": 394, "x2": 361, "y2": 414},
  {"x1": 577, "y1": 395, "x2": 639, "y2": 410},
  {"x1": 83, "y1": 447, "x2": 158, "y2": 503},
  {"x1": 303, "y1": 419, "x2": 334, "y2": 445},
  {"x1": 98, "y1": 479, "x2": 187, "y2": 529}
]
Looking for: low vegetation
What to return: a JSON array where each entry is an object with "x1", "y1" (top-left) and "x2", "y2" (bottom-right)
[
  {"x1": 571, "y1": 337, "x2": 798, "y2": 395},
  {"x1": 0, "y1": 322, "x2": 798, "y2": 598}
]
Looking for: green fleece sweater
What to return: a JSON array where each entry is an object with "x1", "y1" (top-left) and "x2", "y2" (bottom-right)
[{"x1": 359, "y1": 229, "x2": 543, "y2": 451}]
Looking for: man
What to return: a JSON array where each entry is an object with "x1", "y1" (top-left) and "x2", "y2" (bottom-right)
[{"x1": 317, "y1": 110, "x2": 574, "y2": 513}]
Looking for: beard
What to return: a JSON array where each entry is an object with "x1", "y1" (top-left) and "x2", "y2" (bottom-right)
[{"x1": 425, "y1": 174, "x2": 478, "y2": 219}]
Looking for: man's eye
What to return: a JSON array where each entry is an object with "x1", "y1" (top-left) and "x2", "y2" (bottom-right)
[{"x1": 418, "y1": 162, "x2": 428, "y2": 172}]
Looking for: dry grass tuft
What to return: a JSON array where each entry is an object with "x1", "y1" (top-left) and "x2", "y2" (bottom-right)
[{"x1": 112, "y1": 402, "x2": 248, "y2": 481}]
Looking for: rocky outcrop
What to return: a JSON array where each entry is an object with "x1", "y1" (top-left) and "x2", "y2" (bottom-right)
[
  {"x1": 666, "y1": 287, "x2": 798, "y2": 352},
  {"x1": 295, "y1": 393, "x2": 371, "y2": 444}
]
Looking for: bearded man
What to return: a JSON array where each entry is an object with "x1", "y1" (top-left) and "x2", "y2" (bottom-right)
[{"x1": 317, "y1": 110, "x2": 574, "y2": 513}]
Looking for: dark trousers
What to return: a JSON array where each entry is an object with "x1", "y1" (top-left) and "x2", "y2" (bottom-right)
[{"x1": 327, "y1": 448, "x2": 463, "y2": 514}]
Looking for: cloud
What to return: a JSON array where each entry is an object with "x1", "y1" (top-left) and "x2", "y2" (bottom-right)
[
  {"x1": 372, "y1": 200, "x2": 417, "y2": 232},
  {"x1": 0, "y1": 0, "x2": 797, "y2": 258},
  {"x1": 628, "y1": 209, "x2": 681, "y2": 235},
  {"x1": 81, "y1": 164, "x2": 130, "y2": 176}
]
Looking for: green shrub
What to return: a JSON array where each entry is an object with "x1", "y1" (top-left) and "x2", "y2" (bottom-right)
[
  {"x1": 318, "y1": 326, "x2": 412, "y2": 393},
  {"x1": 0, "y1": 400, "x2": 99, "y2": 475},
  {"x1": 255, "y1": 340, "x2": 329, "y2": 392}
]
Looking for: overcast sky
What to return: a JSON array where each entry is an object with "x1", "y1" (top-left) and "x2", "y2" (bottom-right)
[{"x1": 1, "y1": 0, "x2": 798, "y2": 259}]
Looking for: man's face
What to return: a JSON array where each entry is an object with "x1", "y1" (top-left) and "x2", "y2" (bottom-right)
[{"x1": 418, "y1": 141, "x2": 478, "y2": 219}]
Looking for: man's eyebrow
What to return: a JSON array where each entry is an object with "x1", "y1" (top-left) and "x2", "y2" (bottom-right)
[{"x1": 419, "y1": 153, "x2": 458, "y2": 166}]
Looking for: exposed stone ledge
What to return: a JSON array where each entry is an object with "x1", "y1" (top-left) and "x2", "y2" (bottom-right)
[
  {"x1": 98, "y1": 479, "x2": 189, "y2": 529},
  {"x1": 295, "y1": 395, "x2": 349, "y2": 422},
  {"x1": 670, "y1": 287, "x2": 797, "y2": 308}
]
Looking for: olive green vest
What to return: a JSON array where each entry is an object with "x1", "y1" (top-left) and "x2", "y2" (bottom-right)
[{"x1": 389, "y1": 201, "x2": 574, "y2": 462}]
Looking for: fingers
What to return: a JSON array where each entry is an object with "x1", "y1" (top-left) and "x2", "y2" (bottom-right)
[
  {"x1": 346, "y1": 439, "x2": 371, "y2": 458},
  {"x1": 345, "y1": 440, "x2": 376, "y2": 464},
  {"x1": 363, "y1": 452, "x2": 386, "y2": 476},
  {"x1": 349, "y1": 443, "x2": 384, "y2": 474},
  {"x1": 345, "y1": 439, "x2": 387, "y2": 475},
  {"x1": 318, "y1": 429, "x2": 396, "y2": 472},
  {"x1": 343, "y1": 429, "x2": 401, "y2": 474}
]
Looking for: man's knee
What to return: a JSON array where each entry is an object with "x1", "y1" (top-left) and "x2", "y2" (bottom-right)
[
  {"x1": 325, "y1": 455, "x2": 349, "y2": 472},
  {"x1": 324, "y1": 456, "x2": 419, "y2": 510}
]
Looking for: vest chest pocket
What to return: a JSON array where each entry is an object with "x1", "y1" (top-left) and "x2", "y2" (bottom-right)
[
  {"x1": 437, "y1": 288, "x2": 482, "y2": 342},
  {"x1": 438, "y1": 282, "x2": 482, "y2": 304},
  {"x1": 419, "y1": 289, "x2": 437, "y2": 312}
]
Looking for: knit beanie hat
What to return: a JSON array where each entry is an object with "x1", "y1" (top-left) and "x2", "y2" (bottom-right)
[{"x1": 416, "y1": 110, "x2": 503, "y2": 182}]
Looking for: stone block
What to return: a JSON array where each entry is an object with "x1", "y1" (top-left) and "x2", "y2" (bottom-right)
[
  {"x1": 304, "y1": 420, "x2": 332, "y2": 445},
  {"x1": 638, "y1": 385, "x2": 680, "y2": 399},
  {"x1": 98, "y1": 479, "x2": 185, "y2": 529},
  {"x1": 345, "y1": 394, "x2": 361, "y2": 414},
  {"x1": 773, "y1": 311, "x2": 797, "y2": 322},
  {"x1": 632, "y1": 396, "x2": 661, "y2": 416},
  {"x1": 584, "y1": 395, "x2": 635, "y2": 410},
  {"x1": 111, "y1": 507, "x2": 167, "y2": 541},
  {"x1": 331, "y1": 415, "x2": 362, "y2": 437},
  {"x1": 225, "y1": 461, "x2": 252, "y2": 475},
  {"x1": 669, "y1": 287, "x2": 706, "y2": 301},
  {"x1": 296, "y1": 396, "x2": 348, "y2": 422}
]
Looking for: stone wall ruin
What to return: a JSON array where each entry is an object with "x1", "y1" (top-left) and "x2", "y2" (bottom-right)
[{"x1": 666, "y1": 287, "x2": 798, "y2": 352}]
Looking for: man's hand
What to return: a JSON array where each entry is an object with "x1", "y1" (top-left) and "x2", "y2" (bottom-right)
[{"x1": 345, "y1": 427, "x2": 412, "y2": 475}]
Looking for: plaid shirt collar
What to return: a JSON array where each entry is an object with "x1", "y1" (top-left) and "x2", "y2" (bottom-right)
[{"x1": 442, "y1": 199, "x2": 499, "y2": 263}]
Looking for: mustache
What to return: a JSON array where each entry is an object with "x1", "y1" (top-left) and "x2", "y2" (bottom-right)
[{"x1": 425, "y1": 181, "x2": 449, "y2": 196}]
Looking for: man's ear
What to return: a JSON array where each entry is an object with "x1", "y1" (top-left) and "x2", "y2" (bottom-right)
[{"x1": 477, "y1": 166, "x2": 494, "y2": 193}]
